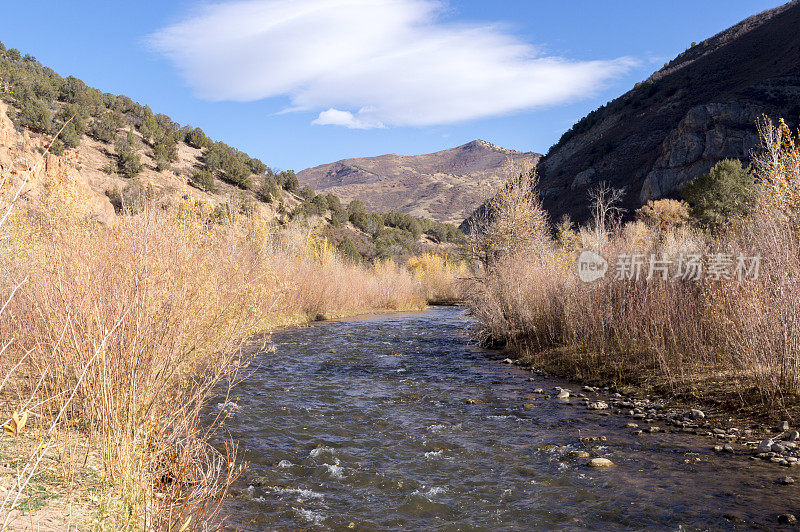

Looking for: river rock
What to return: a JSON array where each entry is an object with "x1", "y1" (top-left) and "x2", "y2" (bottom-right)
[
  {"x1": 780, "y1": 476, "x2": 795, "y2": 485},
  {"x1": 557, "y1": 389, "x2": 570, "y2": 400},
  {"x1": 758, "y1": 439, "x2": 774, "y2": 453},
  {"x1": 587, "y1": 401, "x2": 609, "y2": 410},
  {"x1": 501, "y1": 358, "x2": 514, "y2": 364},
  {"x1": 466, "y1": 398, "x2": 485, "y2": 405},
  {"x1": 570, "y1": 450, "x2": 590, "y2": 458},
  {"x1": 588, "y1": 458, "x2": 614, "y2": 467},
  {"x1": 532, "y1": 388, "x2": 545, "y2": 394},
  {"x1": 788, "y1": 431, "x2": 800, "y2": 441},
  {"x1": 772, "y1": 443, "x2": 787, "y2": 453},
  {"x1": 778, "y1": 514, "x2": 797, "y2": 524},
  {"x1": 689, "y1": 409, "x2": 705, "y2": 420},
  {"x1": 778, "y1": 420, "x2": 790, "y2": 432},
  {"x1": 626, "y1": 423, "x2": 639, "y2": 429}
]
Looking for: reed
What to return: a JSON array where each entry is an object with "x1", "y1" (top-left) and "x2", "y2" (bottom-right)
[
  {"x1": 0, "y1": 152, "x2": 429, "y2": 527},
  {"x1": 467, "y1": 118, "x2": 800, "y2": 413}
]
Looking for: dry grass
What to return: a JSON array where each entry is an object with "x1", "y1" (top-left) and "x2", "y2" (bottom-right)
[
  {"x1": 0, "y1": 147, "x2": 432, "y2": 528},
  {"x1": 467, "y1": 118, "x2": 800, "y2": 416},
  {"x1": 405, "y1": 252, "x2": 467, "y2": 304}
]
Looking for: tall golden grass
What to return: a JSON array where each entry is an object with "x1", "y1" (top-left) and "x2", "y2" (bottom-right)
[
  {"x1": 406, "y1": 252, "x2": 467, "y2": 304},
  {"x1": 0, "y1": 151, "x2": 440, "y2": 527},
  {"x1": 467, "y1": 117, "x2": 800, "y2": 412}
]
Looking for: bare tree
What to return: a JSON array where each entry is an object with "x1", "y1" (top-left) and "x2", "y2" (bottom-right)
[{"x1": 588, "y1": 181, "x2": 626, "y2": 249}]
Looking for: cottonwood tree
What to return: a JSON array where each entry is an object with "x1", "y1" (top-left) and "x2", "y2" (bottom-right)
[{"x1": 469, "y1": 169, "x2": 550, "y2": 268}]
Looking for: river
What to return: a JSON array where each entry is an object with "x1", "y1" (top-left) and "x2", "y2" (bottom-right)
[{"x1": 216, "y1": 306, "x2": 798, "y2": 530}]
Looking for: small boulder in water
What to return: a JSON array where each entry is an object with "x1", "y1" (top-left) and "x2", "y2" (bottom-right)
[
  {"x1": 501, "y1": 358, "x2": 514, "y2": 364},
  {"x1": 570, "y1": 450, "x2": 590, "y2": 458},
  {"x1": 587, "y1": 401, "x2": 609, "y2": 410},
  {"x1": 758, "y1": 439, "x2": 774, "y2": 453},
  {"x1": 466, "y1": 398, "x2": 485, "y2": 405},
  {"x1": 588, "y1": 457, "x2": 614, "y2": 467},
  {"x1": 557, "y1": 389, "x2": 570, "y2": 400}
]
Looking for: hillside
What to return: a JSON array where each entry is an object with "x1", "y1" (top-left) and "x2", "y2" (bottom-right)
[
  {"x1": 463, "y1": 0, "x2": 800, "y2": 230},
  {"x1": 0, "y1": 43, "x2": 465, "y2": 262},
  {"x1": 298, "y1": 140, "x2": 540, "y2": 224}
]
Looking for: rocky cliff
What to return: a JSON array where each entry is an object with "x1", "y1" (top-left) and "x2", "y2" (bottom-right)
[
  {"x1": 299, "y1": 140, "x2": 540, "y2": 224},
  {"x1": 463, "y1": 0, "x2": 800, "y2": 230}
]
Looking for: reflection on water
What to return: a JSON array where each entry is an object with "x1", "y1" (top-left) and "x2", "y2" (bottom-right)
[{"x1": 214, "y1": 307, "x2": 797, "y2": 530}]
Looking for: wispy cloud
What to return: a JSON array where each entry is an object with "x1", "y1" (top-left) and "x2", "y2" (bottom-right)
[{"x1": 149, "y1": 0, "x2": 636, "y2": 129}]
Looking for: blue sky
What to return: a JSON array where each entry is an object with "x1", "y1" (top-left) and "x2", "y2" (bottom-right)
[{"x1": 0, "y1": 0, "x2": 785, "y2": 171}]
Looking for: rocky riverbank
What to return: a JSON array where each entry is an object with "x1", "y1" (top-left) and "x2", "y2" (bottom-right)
[{"x1": 501, "y1": 358, "x2": 800, "y2": 496}]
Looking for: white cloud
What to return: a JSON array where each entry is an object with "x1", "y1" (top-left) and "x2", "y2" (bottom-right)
[
  {"x1": 311, "y1": 108, "x2": 385, "y2": 129},
  {"x1": 149, "y1": 0, "x2": 636, "y2": 128}
]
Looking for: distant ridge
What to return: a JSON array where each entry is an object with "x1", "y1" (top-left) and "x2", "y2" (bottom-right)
[{"x1": 298, "y1": 141, "x2": 540, "y2": 224}]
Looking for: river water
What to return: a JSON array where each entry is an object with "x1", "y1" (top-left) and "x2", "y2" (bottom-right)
[{"x1": 217, "y1": 306, "x2": 798, "y2": 530}]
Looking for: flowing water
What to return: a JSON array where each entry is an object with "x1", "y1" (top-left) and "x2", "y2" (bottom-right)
[{"x1": 216, "y1": 306, "x2": 798, "y2": 530}]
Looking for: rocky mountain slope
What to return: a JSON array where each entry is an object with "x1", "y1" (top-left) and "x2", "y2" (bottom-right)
[
  {"x1": 0, "y1": 42, "x2": 469, "y2": 263},
  {"x1": 298, "y1": 140, "x2": 540, "y2": 224},
  {"x1": 0, "y1": 97, "x2": 295, "y2": 226},
  {"x1": 463, "y1": 0, "x2": 800, "y2": 230}
]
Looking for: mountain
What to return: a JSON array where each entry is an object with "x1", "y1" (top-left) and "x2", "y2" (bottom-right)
[
  {"x1": 463, "y1": 0, "x2": 800, "y2": 231},
  {"x1": 298, "y1": 140, "x2": 540, "y2": 225},
  {"x1": 0, "y1": 42, "x2": 468, "y2": 263}
]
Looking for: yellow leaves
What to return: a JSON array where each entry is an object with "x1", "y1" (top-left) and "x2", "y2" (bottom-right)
[
  {"x1": 2, "y1": 410, "x2": 28, "y2": 436},
  {"x1": 754, "y1": 115, "x2": 800, "y2": 229}
]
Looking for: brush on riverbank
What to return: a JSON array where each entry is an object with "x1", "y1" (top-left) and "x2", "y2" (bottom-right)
[
  {"x1": 466, "y1": 117, "x2": 800, "y2": 418},
  {"x1": 0, "y1": 144, "x2": 445, "y2": 528}
]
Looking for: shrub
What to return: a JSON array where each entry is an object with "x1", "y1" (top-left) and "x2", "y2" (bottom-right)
[
  {"x1": 152, "y1": 135, "x2": 178, "y2": 172},
  {"x1": 257, "y1": 175, "x2": 280, "y2": 202},
  {"x1": 325, "y1": 193, "x2": 342, "y2": 213},
  {"x1": 350, "y1": 211, "x2": 384, "y2": 236},
  {"x1": 337, "y1": 236, "x2": 361, "y2": 263},
  {"x1": 347, "y1": 199, "x2": 366, "y2": 214},
  {"x1": 311, "y1": 194, "x2": 329, "y2": 213},
  {"x1": 330, "y1": 208, "x2": 348, "y2": 227},
  {"x1": 90, "y1": 115, "x2": 119, "y2": 143},
  {"x1": 637, "y1": 198, "x2": 690, "y2": 232},
  {"x1": 16, "y1": 96, "x2": 52, "y2": 133},
  {"x1": 249, "y1": 158, "x2": 267, "y2": 175},
  {"x1": 222, "y1": 158, "x2": 252, "y2": 189},
  {"x1": 186, "y1": 127, "x2": 211, "y2": 150},
  {"x1": 191, "y1": 169, "x2": 217, "y2": 193},
  {"x1": 115, "y1": 130, "x2": 142, "y2": 179},
  {"x1": 280, "y1": 170, "x2": 299, "y2": 192},
  {"x1": 138, "y1": 112, "x2": 158, "y2": 143},
  {"x1": 682, "y1": 158, "x2": 756, "y2": 231}
]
